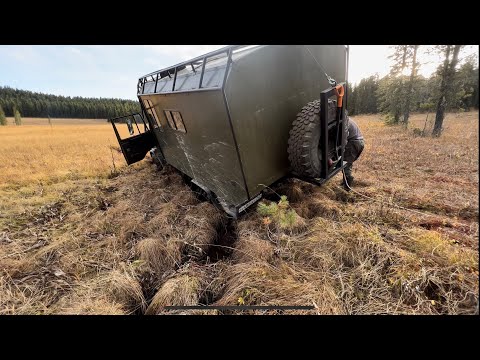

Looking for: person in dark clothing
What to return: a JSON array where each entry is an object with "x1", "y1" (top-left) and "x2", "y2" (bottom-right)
[{"x1": 343, "y1": 116, "x2": 364, "y2": 188}]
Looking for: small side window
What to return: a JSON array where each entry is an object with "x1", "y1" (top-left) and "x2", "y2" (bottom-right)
[
  {"x1": 164, "y1": 110, "x2": 186, "y2": 133},
  {"x1": 164, "y1": 110, "x2": 176, "y2": 130},
  {"x1": 114, "y1": 115, "x2": 144, "y2": 140},
  {"x1": 172, "y1": 111, "x2": 186, "y2": 133},
  {"x1": 142, "y1": 99, "x2": 161, "y2": 128}
]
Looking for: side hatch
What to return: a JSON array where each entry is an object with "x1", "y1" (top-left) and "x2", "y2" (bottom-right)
[{"x1": 109, "y1": 113, "x2": 157, "y2": 165}]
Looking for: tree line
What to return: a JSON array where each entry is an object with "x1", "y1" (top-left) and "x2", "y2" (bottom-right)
[
  {"x1": 347, "y1": 45, "x2": 478, "y2": 136},
  {"x1": 0, "y1": 86, "x2": 141, "y2": 120}
]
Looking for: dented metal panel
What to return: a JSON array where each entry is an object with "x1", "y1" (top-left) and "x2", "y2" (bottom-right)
[
  {"x1": 140, "y1": 90, "x2": 248, "y2": 206},
  {"x1": 122, "y1": 45, "x2": 348, "y2": 211}
]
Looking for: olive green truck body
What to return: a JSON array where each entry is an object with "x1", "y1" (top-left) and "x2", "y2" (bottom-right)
[{"x1": 110, "y1": 45, "x2": 349, "y2": 217}]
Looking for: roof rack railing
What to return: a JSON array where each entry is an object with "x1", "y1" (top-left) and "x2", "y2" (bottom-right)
[{"x1": 137, "y1": 45, "x2": 254, "y2": 95}]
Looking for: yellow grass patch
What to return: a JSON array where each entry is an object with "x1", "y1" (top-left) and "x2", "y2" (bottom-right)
[{"x1": 0, "y1": 121, "x2": 126, "y2": 187}]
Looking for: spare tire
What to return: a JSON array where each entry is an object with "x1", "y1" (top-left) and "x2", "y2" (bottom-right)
[{"x1": 287, "y1": 99, "x2": 338, "y2": 178}]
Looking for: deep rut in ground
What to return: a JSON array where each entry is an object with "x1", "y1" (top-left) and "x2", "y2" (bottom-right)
[
  {"x1": 137, "y1": 208, "x2": 239, "y2": 313},
  {"x1": 206, "y1": 218, "x2": 238, "y2": 263}
]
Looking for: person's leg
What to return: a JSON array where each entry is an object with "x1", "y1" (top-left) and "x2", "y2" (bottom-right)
[
  {"x1": 355, "y1": 139, "x2": 365, "y2": 160},
  {"x1": 343, "y1": 140, "x2": 364, "y2": 188},
  {"x1": 343, "y1": 142, "x2": 355, "y2": 188},
  {"x1": 343, "y1": 162, "x2": 354, "y2": 188}
]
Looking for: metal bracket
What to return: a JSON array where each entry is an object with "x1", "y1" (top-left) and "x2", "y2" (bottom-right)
[
  {"x1": 327, "y1": 75, "x2": 337, "y2": 87},
  {"x1": 319, "y1": 83, "x2": 346, "y2": 180}
]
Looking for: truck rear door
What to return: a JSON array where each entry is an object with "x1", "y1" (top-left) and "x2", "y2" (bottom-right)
[{"x1": 109, "y1": 113, "x2": 157, "y2": 165}]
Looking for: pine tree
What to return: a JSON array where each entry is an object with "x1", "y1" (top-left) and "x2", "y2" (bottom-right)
[
  {"x1": 0, "y1": 86, "x2": 140, "y2": 119},
  {"x1": 387, "y1": 46, "x2": 409, "y2": 123},
  {"x1": 346, "y1": 82, "x2": 356, "y2": 115},
  {"x1": 376, "y1": 75, "x2": 408, "y2": 124},
  {"x1": 455, "y1": 60, "x2": 479, "y2": 110},
  {"x1": 432, "y1": 45, "x2": 462, "y2": 137},
  {"x1": 379, "y1": 45, "x2": 419, "y2": 126},
  {"x1": 349, "y1": 76, "x2": 379, "y2": 115},
  {"x1": 14, "y1": 107, "x2": 22, "y2": 125},
  {"x1": 0, "y1": 104, "x2": 7, "y2": 125},
  {"x1": 402, "y1": 45, "x2": 420, "y2": 127},
  {"x1": 389, "y1": 45, "x2": 409, "y2": 76}
]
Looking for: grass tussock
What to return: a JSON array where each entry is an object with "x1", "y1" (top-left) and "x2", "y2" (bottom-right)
[
  {"x1": 231, "y1": 235, "x2": 276, "y2": 264},
  {"x1": 58, "y1": 298, "x2": 126, "y2": 315},
  {"x1": 400, "y1": 228, "x2": 478, "y2": 268},
  {"x1": 53, "y1": 264, "x2": 146, "y2": 315},
  {"x1": 215, "y1": 261, "x2": 344, "y2": 314},
  {"x1": 135, "y1": 237, "x2": 181, "y2": 276},
  {"x1": 145, "y1": 271, "x2": 203, "y2": 315}
]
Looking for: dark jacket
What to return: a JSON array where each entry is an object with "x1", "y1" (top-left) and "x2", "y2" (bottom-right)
[{"x1": 347, "y1": 117, "x2": 363, "y2": 141}]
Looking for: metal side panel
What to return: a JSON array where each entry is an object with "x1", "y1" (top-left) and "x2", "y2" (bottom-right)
[
  {"x1": 140, "y1": 91, "x2": 248, "y2": 206},
  {"x1": 225, "y1": 45, "x2": 347, "y2": 197}
]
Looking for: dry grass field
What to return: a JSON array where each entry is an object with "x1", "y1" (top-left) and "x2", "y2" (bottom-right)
[
  {"x1": 0, "y1": 119, "x2": 125, "y2": 187},
  {"x1": 4, "y1": 117, "x2": 107, "y2": 126},
  {"x1": 0, "y1": 112, "x2": 478, "y2": 315}
]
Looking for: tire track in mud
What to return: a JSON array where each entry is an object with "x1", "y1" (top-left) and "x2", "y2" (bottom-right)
[{"x1": 131, "y1": 166, "x2": 241, "y2": 313}]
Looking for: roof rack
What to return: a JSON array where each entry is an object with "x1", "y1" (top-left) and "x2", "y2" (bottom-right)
[{"x1": 137, "y1": 45, "x2": 256, "y2": 95}]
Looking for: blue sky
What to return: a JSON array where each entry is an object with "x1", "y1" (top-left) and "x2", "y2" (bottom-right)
[
  {"x1": 0, "y1": 45, "x2": 225, "y2": 100},
  {"x1": 0, "y1": 45, "x2": 477, "y2": 100}
]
